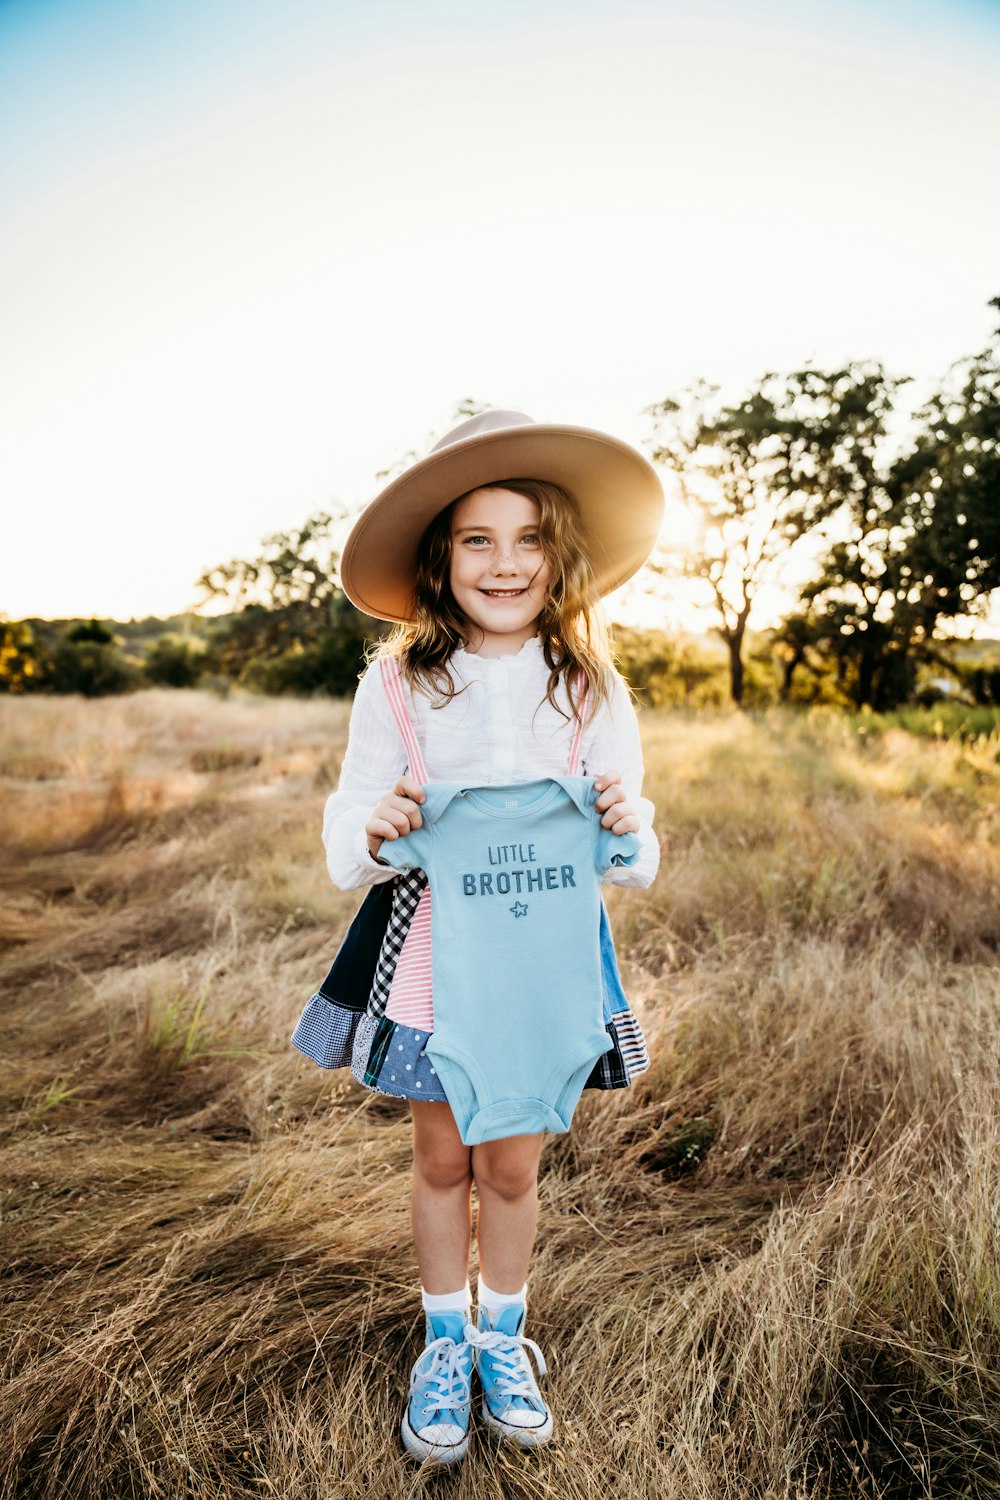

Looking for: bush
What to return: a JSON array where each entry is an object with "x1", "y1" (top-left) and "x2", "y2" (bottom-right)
[
  {"x1": 144, "y1": 636, "x2": 203, "y2": 688},
  {"x1": 44, "y1": 640, "x2": 141, "y2": 697},
  {"x1": 613, "y1": 626, "x2": 728, "y2": 707},
  {"x1": 66, "y1": 619, "x2": 114, "y2": 645},
  {"x1": 0, "y1": 621, "x2": 44, "y2": 693}
]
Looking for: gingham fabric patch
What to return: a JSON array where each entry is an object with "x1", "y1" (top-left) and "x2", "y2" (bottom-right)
[
  {"x1": 367, "y1": 869, "x2": 428, "y2": 1020},
  {"x1": 291, "y1": 992, "x2": 364, "y2": 1070}
]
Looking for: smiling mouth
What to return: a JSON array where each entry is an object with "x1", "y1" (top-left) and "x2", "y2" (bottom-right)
[{"x1": 480, "y1": 587, "x2": 527, "y2": 599}]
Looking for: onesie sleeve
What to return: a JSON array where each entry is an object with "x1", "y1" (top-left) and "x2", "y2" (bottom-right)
[
  {"x1": 376, "y1": 820, "x2": 435, "y2": 877},
  {"x1": 322, "y1": 663, "x2": 410, "y2": 890},
  {"x1": 581, "y1": 667, "x2": 660, "y2": 889},
  {"x1": 594, "y1": 821, "x2": 642, "y2": 875}
]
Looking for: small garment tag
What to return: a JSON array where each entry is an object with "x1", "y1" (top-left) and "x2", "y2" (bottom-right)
[{"x1": 505, "y1": 799, "x2": 518, "y2": 809}]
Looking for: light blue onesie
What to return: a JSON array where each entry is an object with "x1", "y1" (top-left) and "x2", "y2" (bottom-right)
[{"x1": 377, "y1": 775, "x2": 641, "y2": 1145}]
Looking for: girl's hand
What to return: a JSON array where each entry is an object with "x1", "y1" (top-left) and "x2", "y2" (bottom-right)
[
  {"x1": 365, "y1": 776, "x2": 426, "y2": 861},
  {"x1": 593, "y1": 770, "x2": 640, "y2": 836}
]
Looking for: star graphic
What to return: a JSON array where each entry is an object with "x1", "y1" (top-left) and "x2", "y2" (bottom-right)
[{"x1": 509, "y1": 901, "x2": 529, "y2": 918}]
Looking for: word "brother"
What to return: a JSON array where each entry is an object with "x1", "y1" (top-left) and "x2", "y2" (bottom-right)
[{"x1": 462, "y1": 865, "x2": 576, "y2": 896}]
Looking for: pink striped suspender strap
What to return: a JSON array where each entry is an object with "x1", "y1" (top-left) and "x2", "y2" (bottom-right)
[
  {"x1": 378, "y1": 656, "x2": 434, "y2": 1030},
  {"x1": 567, "y1": 676, "x2": 589, "y2": 775},
  {"x1": 379, "y1": 657, "x2": 428, "y2": 783}
]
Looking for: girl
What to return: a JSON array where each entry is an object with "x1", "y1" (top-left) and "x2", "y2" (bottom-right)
[{"x1": 294, "y1": 410, "x2": 662, "y2": 1466}]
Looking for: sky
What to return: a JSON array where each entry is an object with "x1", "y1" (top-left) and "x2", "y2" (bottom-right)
[{"x1": 1, "y1": 0, "x2": 999, "y2": 630}]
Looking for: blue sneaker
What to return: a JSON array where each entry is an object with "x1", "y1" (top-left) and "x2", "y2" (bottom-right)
[
  {"x1": 471, "y1": 1304, "x2": 553, "y2": 1447},
  {"x1": 401, "y1": 1310, "x2": 474, "y2": 1465}
]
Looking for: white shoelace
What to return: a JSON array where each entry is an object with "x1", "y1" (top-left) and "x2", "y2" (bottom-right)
[
  {"x1": 465, "y1": 1324, "x2": 548, "y2": 1402},
  {"x1": 409, "y1": 1336, "x2": 471, "y2": 1416}
]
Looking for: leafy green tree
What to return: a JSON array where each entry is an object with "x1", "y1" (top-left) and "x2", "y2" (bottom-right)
[
  {"x1": 889, "y1": 298, "x2": 1000, "y2": 619},
  {"x1": 197, "y1": 511, "x2": 380, "y2": 693},
  {"x1": 645, "y1": 366, "x2": 899, "y2": 704},
  {"x1": 779, "y1": 302, "x2": 1000, "y2": 709}
]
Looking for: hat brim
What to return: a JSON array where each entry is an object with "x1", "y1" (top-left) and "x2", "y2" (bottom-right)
[{"x1": 340, "y1": 424, "x2": 664, "y2": 623}]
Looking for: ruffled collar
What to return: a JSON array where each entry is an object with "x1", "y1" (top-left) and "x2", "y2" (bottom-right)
[{"x1": 453, "y1": 635, "x2": 544, "y2": 667}]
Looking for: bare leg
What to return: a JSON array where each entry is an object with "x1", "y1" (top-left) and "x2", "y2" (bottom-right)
[
  {"x1": 472, "y1": 1133, "x2": 545, "y2": 1294},
  {"x1": 409, "y1": 1100, "x2": 474, "y2": 1293}
]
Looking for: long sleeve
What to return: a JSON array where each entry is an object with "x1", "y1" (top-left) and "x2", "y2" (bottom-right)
[
  {"x1": 322, "y1": 664, "x2": 408, "y2": 890},
  {"x1": 580, "y1": 669, "x2": 660, "y2": 889}
]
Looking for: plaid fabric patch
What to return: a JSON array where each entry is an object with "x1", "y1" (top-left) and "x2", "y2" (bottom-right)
[
  {"x1": 354, "y1": 1012, "x2": 448, "y2": 1100},
  {"x1": 366, "y1": 869, "x2": 428, "y2": 1021},
  {"x1": 585, "y1": 1024, "x2": 628, "y2": 1091},
  {"x1": 584, "y1": 1009, "x2": 651, "y2": 1090},
  {"x1": 361, "y1": 1013, "x2": 397, "y2": 1088}
]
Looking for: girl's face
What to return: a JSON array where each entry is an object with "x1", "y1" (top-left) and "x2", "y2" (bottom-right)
[{"x1": 449, "y1": 487, "x2": 552, "y2": 657}]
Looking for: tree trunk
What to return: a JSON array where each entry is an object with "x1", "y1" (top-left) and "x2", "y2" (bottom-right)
[
  {"x1": 728, "y1": 633, "x2": 745, "y2": 706},
  {"x1": 780, "y1": 645, "x2": 805, "y2": 701},
  {"x1": 855, "y1": 642, "x2": 876, "y2": 708}
]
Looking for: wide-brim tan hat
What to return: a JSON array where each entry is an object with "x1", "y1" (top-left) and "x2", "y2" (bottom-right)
[{"x1": 340, "y1": 410, "x2": 664, "y2": 623}]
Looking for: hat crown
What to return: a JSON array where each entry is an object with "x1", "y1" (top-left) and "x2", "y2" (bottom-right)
[{"x1": 430, "y1": 410, "x2": 536, "y2": 455}]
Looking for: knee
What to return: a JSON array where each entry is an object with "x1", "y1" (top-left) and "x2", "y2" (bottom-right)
[
  {"x1": 473, "y1": 1144, "x2": 539, "y2": 1202},
  {"x1": 413, "y1": 1140, "x2": 472, "y2": 1193}
]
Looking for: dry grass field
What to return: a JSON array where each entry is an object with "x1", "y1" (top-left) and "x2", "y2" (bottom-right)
[{"x1": 2, "y1": 689, "x2": 999, "y2": 1500}]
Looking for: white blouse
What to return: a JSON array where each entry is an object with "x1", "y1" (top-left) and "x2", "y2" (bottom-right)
[{"x1": 322, "y1": 636, "x2": 660, "y2": 891}]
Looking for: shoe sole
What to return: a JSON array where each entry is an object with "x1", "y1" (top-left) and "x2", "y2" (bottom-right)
[
  {"x1": 400, "y1": 1413, "x2": 469, "y2": 1466},
  {"x1": 481, "y1": 1400, "x2": 554, "y2": 1448}
]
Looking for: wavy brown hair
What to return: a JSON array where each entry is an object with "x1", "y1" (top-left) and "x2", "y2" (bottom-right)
[{"x1": 376, "y1": 479, "x2": 615, "y2": 724}]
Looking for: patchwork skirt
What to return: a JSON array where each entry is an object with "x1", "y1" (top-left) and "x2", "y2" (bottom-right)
[{"x1": 291, "y1": 870, "x2": 650, "y2": 1101}]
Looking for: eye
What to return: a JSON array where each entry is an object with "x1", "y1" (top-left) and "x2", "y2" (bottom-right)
[
  {"x1": 520, "y1": 534, "x2": 541, "y2": 546},
  {"x1": 464, "y1": 535, "x2": 491, "y2": 546}
]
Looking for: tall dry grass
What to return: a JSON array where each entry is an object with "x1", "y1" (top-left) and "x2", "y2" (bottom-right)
[{"x1": 1, "y1": 690, "x2": 998, "y2": 1500}]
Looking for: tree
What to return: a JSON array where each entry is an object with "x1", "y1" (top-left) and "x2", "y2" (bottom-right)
[
  {"x1": 779, "y1": 301, "x2": 1000, "y2": 709},
  {"x1": 645, "y1": 366, "x2": 900, "y2": 704},
  {"x1": 889, "y1": 298, "x2": 1000, "y2": 619},
  {"x1": 197, "y1": 511, "x2": 379, "y2": 693},
  {"x1": 196, "y1": 401, "x2": 497, "y2": 695}
]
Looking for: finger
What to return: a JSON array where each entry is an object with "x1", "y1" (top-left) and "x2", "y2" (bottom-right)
[
  {"x1": 592, "y1": 769, "x2": 622, "y2": 794},
  {"x1": 368, "y1": 817, "x2": 401, "y2": 842},
  {"x1": 394, "y1": 776, "x2": 426, "y2": 802},
  {"x1": 375, "y1": 807, "x2": 412, "y2": 839},
  {"x1": 383, "y1": 804, "x2": 413, "y2": 840},
  {"x1": 609, "y1": 813, "x2": 640, "y2": 836},
  {"x1": 595, "y1": 784, "x2": 626, "y2": 813},
  {"x1": 388, "y1": 795, "x2": 424, "y2": 830}
]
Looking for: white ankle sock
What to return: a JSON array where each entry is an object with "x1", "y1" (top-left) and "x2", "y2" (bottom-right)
[
  {"x1": 477, "y1": 1277, "x2": 528, "y2": 1316},
  {"x1": 421, "y1": 1284, "x2": 471, "y2": 1315}
]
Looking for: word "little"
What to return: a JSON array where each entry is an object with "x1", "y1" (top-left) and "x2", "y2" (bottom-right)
[
  {"x1": 487, "y1": 843, "x2": 536, "y2": 866},
  {"x1": 463, "y1": 865, "x2": 576, "y2": 896}
]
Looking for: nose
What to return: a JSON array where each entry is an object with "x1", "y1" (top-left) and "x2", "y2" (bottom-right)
[{"x1": 488, "y1": 545, "x2": 520, "y2": 574}]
